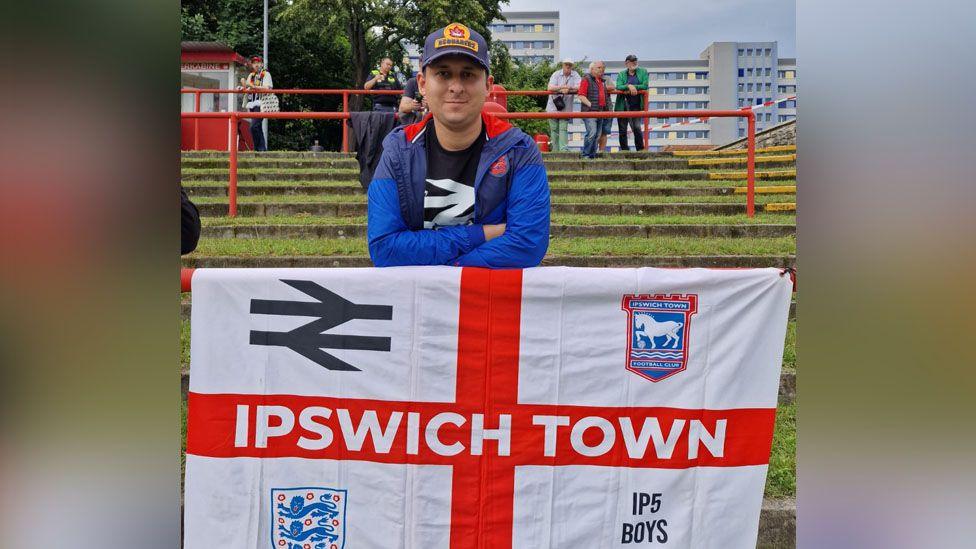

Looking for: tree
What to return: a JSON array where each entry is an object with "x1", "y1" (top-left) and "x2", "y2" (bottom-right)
[
  {"x1": 489, "y1": 40, "x2": 512, "y2": 85},
  {"x1": 503, "y1": 59, "x2": 564, "y2": 136}
]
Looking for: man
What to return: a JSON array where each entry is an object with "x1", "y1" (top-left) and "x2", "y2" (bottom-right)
[
  {"x1": 578, "y1": 60, "x2": 614, "y2": 159},
  {"x1": 367, "y1": 23, "x2": 550, "y2": 267},
  {"x1": 240, "y1": 56, "x2": 273, "y2": 151},
  {"x1": 398, "y1": 73, "x2": 426, "y2": 126},
  {"x1": 614, "y1": 54, "x2": 648, "y2": 151},
  {"x1": 545, "y1": 58, "x2": 581, "y2": 152},
  {"x1": 364, "y1": 57, "x2": 402, "y2": 112}
]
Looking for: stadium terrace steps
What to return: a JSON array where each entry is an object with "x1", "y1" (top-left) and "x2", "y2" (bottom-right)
[
  {"x1": 180, "y1": 144, "x2": 798, "y2": 546},
  {"x1": 184, "y1": 184, "x2": 743, "y2": 198},
  {"x1": 672, "y1": 145, "x2": 796, "y2": 156},
  {"x1": 201, "y1": 223, "x2": 796, "y2": 240}
]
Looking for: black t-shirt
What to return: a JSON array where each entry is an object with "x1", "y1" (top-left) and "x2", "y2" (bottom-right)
[
  {"x1": 371, "y1": 70, "x2": 402, "y2": 106},
  {"x1": 625, "y1": 72, "x2": 642, "y2": 109},
  {"x1": 402, "y1": 77, "x2": 419, "y2": 100},
  {"x1": 423, "y1": 120, "x2": 486, "y2": 229}
]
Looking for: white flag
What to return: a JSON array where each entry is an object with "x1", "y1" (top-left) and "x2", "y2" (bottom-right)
[{"x1": 185, "y1": 266, "x2": 792, "y2": 549}]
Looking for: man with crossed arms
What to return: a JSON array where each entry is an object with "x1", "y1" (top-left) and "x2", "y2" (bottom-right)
[{"x1": 367, "y1": 23, "x2": 551, "y2": 268}]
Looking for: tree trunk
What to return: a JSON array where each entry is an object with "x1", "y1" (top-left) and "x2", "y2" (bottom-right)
[{"x1": 346, "y1": 1, "x2": 369, "y2": 112}]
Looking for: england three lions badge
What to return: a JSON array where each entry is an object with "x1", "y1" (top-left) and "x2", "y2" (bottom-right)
[
  {"x1": 621, "y1": 294, "x2": 699, "y2": 382},
  {"x1": 271, "y1": 487, "x2": 347, "y2": 549}
]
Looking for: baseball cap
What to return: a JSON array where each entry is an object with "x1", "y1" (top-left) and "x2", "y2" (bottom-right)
[
  {"x1": 250, "y1": 55, "x2": 263, "y2": 63},
  {"x1": 421, "y1": 23, "x2": 490, "y2": 73},
  {"x1": 625, "y1": 54, "x2": 638, "y2": 62}
]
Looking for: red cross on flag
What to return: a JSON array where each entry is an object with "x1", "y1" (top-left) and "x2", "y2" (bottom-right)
[{"x1": 184, "y1": 267, "x2": 792, "y2": 548}]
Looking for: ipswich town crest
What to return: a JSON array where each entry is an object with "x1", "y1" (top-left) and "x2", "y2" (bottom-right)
[
  {"x1": 271, "y1": 487, "x2": 347, "y2": 549},
  {"x1": 621, "y1": 294, "x2": 699, "y2": 382}
]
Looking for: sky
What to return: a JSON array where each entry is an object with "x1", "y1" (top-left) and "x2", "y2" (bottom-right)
[{"x1": 501, "y1": 0, "x2": 796, "y2": 61}]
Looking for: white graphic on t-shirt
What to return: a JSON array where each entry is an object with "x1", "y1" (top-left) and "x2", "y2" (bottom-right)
[{"x1": 423, "y1": 178, "x2": 475, "y2": 228}]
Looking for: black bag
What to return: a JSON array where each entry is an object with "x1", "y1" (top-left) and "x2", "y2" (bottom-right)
[{"x1": 552, "y1": 95, "x2": 566, "y2": 111}]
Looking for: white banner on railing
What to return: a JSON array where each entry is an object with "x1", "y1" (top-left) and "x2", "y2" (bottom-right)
[{"x1": 184, "y1": 266, "x2": 792, "y2": 549}]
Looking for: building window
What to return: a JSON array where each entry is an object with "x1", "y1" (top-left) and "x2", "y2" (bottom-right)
[
  {"x1": 746, "y1": 48, "x2": 753, "y2": 56},
  {"x1": 739, "y1": 129, "x2": 746, "y2": 137},
  {"x1": 696, "y1": 72, "x2": 708, "y2": 79},
  {"x1": 738, "y1": 68, "x2": 745, "y2": 77},
  {"x1": 738, "y1": 48, "x2": 745, "y2": 56}
]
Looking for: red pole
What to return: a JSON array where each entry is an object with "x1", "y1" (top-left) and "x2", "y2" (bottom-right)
[
  {"x1": 643, "y1": 90, "x2": 650, "y2": 148},
  {"x1": 228, "y1": 113, "x2": 239, "y2": 218},
  {"x1": 746, "y1": 112, "x2": 756, "y2": 218},
  {"x1": 341, "y1": 92, "x2": 349, "y2": 153},
  {"x1": 181, "y1": 268, "x2": 195, "y2": 292},
  {"x1": 194, "y1": 91, "x2": 201, "y2": 150}
]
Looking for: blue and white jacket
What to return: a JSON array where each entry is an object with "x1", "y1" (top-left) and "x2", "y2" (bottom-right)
[{"x1": 367, "y1": 112, "x2": 550, "y2": 268}]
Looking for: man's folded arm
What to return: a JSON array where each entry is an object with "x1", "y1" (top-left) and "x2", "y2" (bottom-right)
[
  {"x1": 453, "y1": 162, "x2": 550, "y2": 268},
  {"x1": 367, "y1": 177, "x2": 486, "y2": 266}
]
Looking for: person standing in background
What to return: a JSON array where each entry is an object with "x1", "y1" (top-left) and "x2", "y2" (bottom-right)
[
  {"x1": 364, "y1": 57, "x2": 402, "y2": 112},
  {"x1": 578, "y1": 60, "x2": 614, "y2": 159},
  {"x1": 614, "y1": 54, "x2": 648, "y2": 151},
  {"x1": 240, "y1": 55, "x2": 273, "y2": 152},
  {"x1": 398, "y1": 73, "x2": 426, "y2": 126},
  {"x1": 545, "y1": 59, "x2": 581, "y2": 152}
]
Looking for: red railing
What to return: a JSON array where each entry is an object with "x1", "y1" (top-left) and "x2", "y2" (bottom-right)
[
  {"x1": 181, "y1": 88, "x2": 654, "y2": 152},
  {"x1": 181, "y1": 107, "x2": 757, "y2": 218}
]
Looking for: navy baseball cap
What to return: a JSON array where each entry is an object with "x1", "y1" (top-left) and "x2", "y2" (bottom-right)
[{"x1": 421, "y1": 23, "x2": 490, "y2": 73}]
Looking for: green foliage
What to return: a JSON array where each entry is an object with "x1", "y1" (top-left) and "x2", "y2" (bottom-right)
[
  {"x1": 181, "y1": 8, "x2": 208, "y2": 40},
  {"x1": 182, "y1": 0, "x2": 509, "y2": 148},
  {"x1": 503, "y1": 59, "x2": 566, "y2": 136},
  {"x1": 489, "y1": 40, "x2": 512, "y2": 85}
]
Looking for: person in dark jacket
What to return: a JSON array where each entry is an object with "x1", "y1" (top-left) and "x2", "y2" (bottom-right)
[
  {"x1": 181, "y1": 187, "x2": 200, "y2": 255},
  {"x1": 366, "y1": 23, "x2": 550, "y2": 268}
]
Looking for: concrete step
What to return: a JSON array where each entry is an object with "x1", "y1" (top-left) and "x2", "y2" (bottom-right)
[
  {"x1": 185, "y1": 184, "x2": 741, "y2": 198},
  {"x1": 197, "y1": 202, "x2": 778, "y2": 217},
  {"x1": 688, "y1": 154, "x2": 796, "y2": 167},
  {"x1": 181, "y1": 170, "x2": 714, "y2": 183},
  {"x1": 201, "y1": 224, "x2": 796, "y2": 240},
  {"x1": 672, "y1": 145, "x2": 796, "y2": 157},
  {"x1": 180, "y1": 158, "x2": 713, "y2": 171},
  {"x1": 757, "y1": 497, "x2": 796, "y2": 547},
  {"x1": 709, "y1": 170, "x2": 795, "y2": 181},
  {"x1": 183, "y1": 254, "x2": 796, "y2": 269}
]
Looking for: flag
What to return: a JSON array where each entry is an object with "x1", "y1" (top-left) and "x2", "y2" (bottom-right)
[{"x1": 184, "y1": 266, "x2": 792, "y2": 548}]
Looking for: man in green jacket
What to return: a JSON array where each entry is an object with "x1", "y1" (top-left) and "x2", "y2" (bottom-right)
[{"x1": 614, "y1": 54, "x2": 649, "y2": 151}]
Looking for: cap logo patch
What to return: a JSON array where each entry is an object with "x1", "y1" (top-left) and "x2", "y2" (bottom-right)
[{"x1": 435, "y1": 23, "x2": 479, "y2": 52}]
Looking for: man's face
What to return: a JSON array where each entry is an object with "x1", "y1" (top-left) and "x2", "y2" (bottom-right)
[
  {"x1": 419, "y1": 55, "x2": 491, "y2": 130},
  {"x1": 380, "y1": 59, "x2": 393, "y2": 73},
  {"x1": 590, "y1": 63, "x2": 605, "y2": 78},
  {"x1": 251, "y1": 60, "x2": 263, "y2": 72},
  {"x1": 625, "y1": 60, "x2": 637, "y2": 71},
  {"x1": 562, "y1": 63, "x2": 573, "y2": 75}
]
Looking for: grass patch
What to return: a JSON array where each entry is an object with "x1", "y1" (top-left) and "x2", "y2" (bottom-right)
[
  {"x1": 201, "y1": 213, "x2": 796, "y2": 227},
  {"x1": 193, "y1": 194, "x2": 792, "y2": 205},
  {"x1": 782, "y1": 319, "x2": 796, "y2": 372},
  {"x1": 183, "y1": 179, "x2": 796, "y2": 189},
  {"x1": 190, "y1": 236, "x2": 796, "y2": 257},
  {"x1": 765, "y1": 403, "x2": 796, "y2": 497},
  {"x1": 181, "y1": 319, "x2": 190, "y2": 369}
]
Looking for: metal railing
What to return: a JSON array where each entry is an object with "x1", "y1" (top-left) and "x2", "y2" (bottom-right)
[
  {"x1": 180, "y1": 88, "x2": 655, "y2": 152},
  {"x1": 180, "y1": 107, "x2": 757, "y2": 217}
]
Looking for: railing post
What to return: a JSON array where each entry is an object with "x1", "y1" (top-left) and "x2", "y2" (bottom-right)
[
  {"x1": 228, "y1": 113, "x2": 239, "y2": 218},
  {"x1": 341, "y1": 92, "x2": 349, "y2": 153},
  {"x1": 643, "y1": 90, "x2": 650, "y2": 148},
  {"x1": 747, "y1": 112, "x2": 756, "y2": 218},
  {"x1": 194, "y1": 91, "x2": 201, "y2": 150}
]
